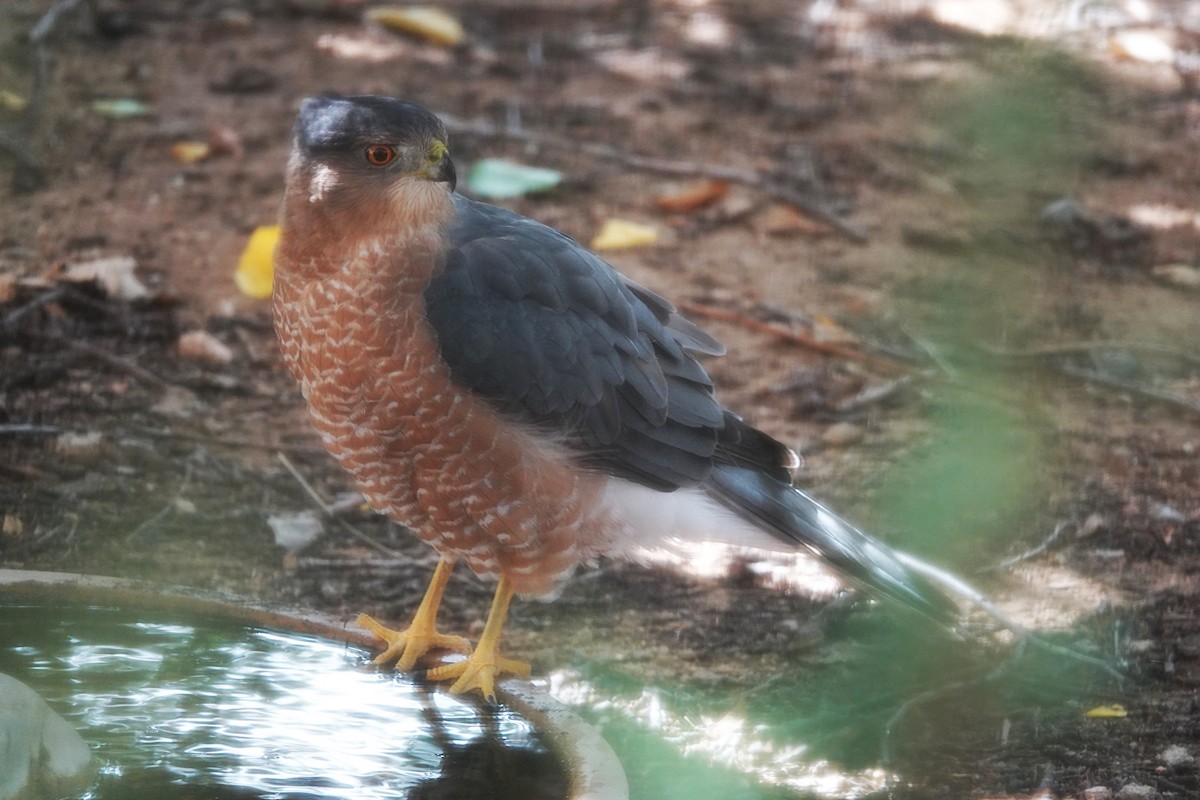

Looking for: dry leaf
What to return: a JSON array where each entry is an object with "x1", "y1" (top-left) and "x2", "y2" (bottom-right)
[
  {"x1": 236, "y1": 225, "x2": 280, "y2": 299},
  {"x1": 366, "y1": 6, "x2": 463, "y2": 47},
  {"x1": 171, "y1": 141, "x2": 211, "y2": 164},
  {"x1": 0, "y1": 89, "x2": 27, "y2": 113},
  {"x1": 655, "y1": 179, "x2": 729, "y2": 213},
  {"x1": 64, "y1": 256, "x2": 149, "y2": 300},
  {"x1": 756, "y1": 204, "x2": 832, "y2": 237},
  {"x1": 591, "y1": 219, "x2": 659, "y2": 251},
  {"x1": 1084, "y1": 704, "x2": 1127, "y2": 718}
]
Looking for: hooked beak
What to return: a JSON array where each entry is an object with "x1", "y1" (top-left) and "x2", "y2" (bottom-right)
[{"x1": 424, "y1": 156, "x2": 456, "y2": 192}]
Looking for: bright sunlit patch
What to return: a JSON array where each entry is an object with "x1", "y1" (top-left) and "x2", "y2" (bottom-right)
[
  {"x1": 316, "y1": 32, "x2": 408, "y2": 63},
  {"x1": 1126, "y1": 202, "x2": 1200, "y2": 230},
  {"x1": 545, "y1": 668, "x2": 893, "y2": 798},
  {"x1": 684, "y1": 11, "x2": 732, "y2": 47},
  {"x1": 994, "y1": 563, "x2": 1122, "y2": 632},
  {"x1": 631, "y1": 540, "x2": 842, "y2": 597}
]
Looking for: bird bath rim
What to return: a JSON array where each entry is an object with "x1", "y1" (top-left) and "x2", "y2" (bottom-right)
[{"x1": 0, "y1": 568, "x2": 628, "y2": 800}]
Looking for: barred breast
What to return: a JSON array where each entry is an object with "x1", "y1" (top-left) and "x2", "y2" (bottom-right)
[{"x1": 274, "y1": 232, "x2": 608, "y2": 596}]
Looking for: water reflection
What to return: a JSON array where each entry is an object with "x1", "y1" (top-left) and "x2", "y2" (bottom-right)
[{"x1": 0, "y1": 604, "x2": 567, "y2": 800}]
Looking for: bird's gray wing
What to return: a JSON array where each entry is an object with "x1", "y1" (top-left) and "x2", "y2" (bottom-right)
[{"x1": 426, "y1": 195, "x2": 783, "y2": 490}]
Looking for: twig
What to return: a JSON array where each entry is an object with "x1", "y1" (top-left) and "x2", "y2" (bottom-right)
[
  {"x1": 277, "y1": 451, "x2": 333, "y2": 514},
  {"x1": 833, "y1": 375, "x2": 915, "y2": 414},
  {"x1": 129, "y1": 424, "x2": 327, "y2": 455},
  {"x1": 276, "y1": 452, "x2": 400, "y2": 557},
  {"x1": 982, "y1": 340, "x2": 1200, "y2": 367},
  {"x1": 0, "y1": 424, "x2": 61, "y2": 435},
  {"x1": 28, "y1": 0, "x2": 87, "y2": 43},
  {"x1": 899, "y1": 322, "x2": 959, "y2": 378},
  {"x1": 49, "y1": 335, "x2": 170, "y2": 390},
  {"x1": 881, "y1": 636, "x2": 1029, "y2": 765},
  {"x1": 675, "y1": 301, "x2": 909, "y2": 374},
  {"x1": 1058, "y1": 363, "x2": 1200, "y2": 416},
  {"x1": 294, "y1": 557, "x2": 414, "y2": 571},
  {"x1": 983, "y1": 521, "x2": 1070, "y2": 573},
  {"x1": 3, "y1": 0, "x2": 87, "y2": 186},
  {"x1": 440, "y1": 113, "x2": 868, "y2": 243},
  {"x1": 126, "y1": 461, "x2": 194, "y2": 542},
  {"x1": 1, "y1": 286, "x2": 65, "y2": 328}
]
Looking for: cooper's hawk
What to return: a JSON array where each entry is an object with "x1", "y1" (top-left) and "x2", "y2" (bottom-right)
[{"x1": 273, "y1": 94, "x2": 955, "y2": 700}]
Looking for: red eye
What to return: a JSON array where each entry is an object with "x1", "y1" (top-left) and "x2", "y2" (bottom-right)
[{"x1": 364, "y1": 144, "x2": 397, "y2": 166}]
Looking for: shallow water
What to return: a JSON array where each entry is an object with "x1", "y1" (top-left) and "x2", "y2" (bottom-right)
[{"x1": 0, "y1": 603, "x2": 567, "y2": 800}]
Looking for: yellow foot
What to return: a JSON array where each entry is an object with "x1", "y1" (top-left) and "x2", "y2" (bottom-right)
[
  {"x1": 426, "y1": 647, "x2": 531, "y2": 703},
  {"x1": 356, "y1": 612, "x2": 472, "y2": 671}
]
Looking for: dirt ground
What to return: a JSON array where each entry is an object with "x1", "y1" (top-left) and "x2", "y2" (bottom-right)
[{"x1": 3, "y1": 1, "x2": 1200, "y2": 798}]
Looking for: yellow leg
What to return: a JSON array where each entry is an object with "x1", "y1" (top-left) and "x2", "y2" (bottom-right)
[
  {"x1": 356, "y1": 557, "x2": 472, "y2": 671},
  {"x1": 426, "y1": 576, "x2": 531, "y2": 702}
]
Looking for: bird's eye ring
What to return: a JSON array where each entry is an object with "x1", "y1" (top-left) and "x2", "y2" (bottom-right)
[{"x1": 364, "y1": 144, "x2": 397, "y2": 166}]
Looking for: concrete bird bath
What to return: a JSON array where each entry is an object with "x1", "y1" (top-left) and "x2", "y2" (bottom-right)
[{"x1": 0, "y1": 569, "x2": 627, "y2": 800}]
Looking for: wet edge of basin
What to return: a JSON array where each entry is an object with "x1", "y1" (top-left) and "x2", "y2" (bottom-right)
[{"x1": 0, "y1": 568, "x2": 628, "y2": 800}]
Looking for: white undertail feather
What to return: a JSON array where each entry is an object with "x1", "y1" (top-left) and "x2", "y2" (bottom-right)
[{"x1": 597, "y1": 476, "x2": 788, "y2": 556}]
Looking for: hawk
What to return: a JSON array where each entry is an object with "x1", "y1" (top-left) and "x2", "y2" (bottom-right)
[{"x1": 273, "y1": 94, "x2": 954, "y2": 700}]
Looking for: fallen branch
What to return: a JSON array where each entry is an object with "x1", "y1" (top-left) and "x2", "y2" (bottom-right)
[
  {"x1": 676, "y1": 301, "x2": 910, "y2": 374},
  {"x1": 440, "y1": 112, "x2": 868, "y2": 243},
  {"x1": 1058, "y1": 363, "x2": 1200, "y2": 416},
  {"x1": 881, "y1": 636, "x2": 1029, "y2": 766},
  {"x1": 983, "y1": 521, "x2": 1070, "y2": 573},
  {"x1": 276, "y1": 452, "x2": 400, "y2": 558},
  {"x1": 126, "y1": 460, "x2": 194, "y2": 542}
]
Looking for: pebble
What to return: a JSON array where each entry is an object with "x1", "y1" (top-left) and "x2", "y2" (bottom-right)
[
  {"x1": 821, "y1": 422, "x2": 864, "y2": 448},
  {"x1": 54, "y1": 431, "x2": 104, "y2": 463},
  {"x1": 1160, "y1": 744, "x2": 1194, "y2": 767},
  {"x1": 1083, "y1": 788, "x2": 1113, "y2": 800},
  {"x1": 1150, "y1": 264, "x2": 1200, "y2": 289},
  {"x1": 1115, "y1": 783, "x2": 1157, "y2": 800},
  {"x1": 178, "y1": 330, "x2": 234, "y2": 366}
]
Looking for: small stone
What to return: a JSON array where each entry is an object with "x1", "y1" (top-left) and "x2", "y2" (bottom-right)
[
  {"x1": 1116, "y1": 782, "x2": 1157, "y2": 800},
  {"x1": 178, "y1": 330, "x2": 234, "y2": 365},
  {"x1": 214, "y1": 7, "x2": 254, "y2": 32},
  {"x1": 268, "y1": 511, "x2": 324, "y2": 552},
  {"x1": 1160, "y1": 744, "x2": 1194, "y2": 767},
  {"x1": 822, "y1": 422, "x2": 864, "y2": 448},
  {"x1": 1083, "y1": 788, "x2": 1113, "y2": 800},
  {"x1": 1151, "y1": 264, "x2": 1200, "y2": 289},
  {"x1": 63, "y1": 256, "x2": 148, "y2": 301},
  {"x1": 54, "y1": 431, "x2": 104, "y2": 463}
]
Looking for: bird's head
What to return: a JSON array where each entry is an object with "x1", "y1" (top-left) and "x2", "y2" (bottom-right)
[{"x1": 282, "y1": 94, "x2": 457, "y2": 244}]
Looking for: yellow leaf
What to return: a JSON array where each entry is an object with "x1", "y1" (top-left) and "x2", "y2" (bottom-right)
[
  {"x1": 591, "y1": 219, "x2": 659, "y2": 251},
  {"x1": 366, "y1": 6, "x2": 464, "y2": 47},
  {"x1": 1084, "y1": 704, "x2": 1127, "y2": 718},
  {"x1": 0, "y1": 89, "x2": 27, "y2": 113},
  {"x1": 235, "y1": 226, "x2": 280, "y2": 299},
  {"x1": 171, "y1": 141, "x2": 211, "y2": 164}
]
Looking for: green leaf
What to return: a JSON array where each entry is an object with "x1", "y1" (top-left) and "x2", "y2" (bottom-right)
[
  {"x1": 465, "y1": 158, "x2": 562, "y2": 198},
  {"x1": 91, "y1": 98, "x2": 151, "y2": 118}
]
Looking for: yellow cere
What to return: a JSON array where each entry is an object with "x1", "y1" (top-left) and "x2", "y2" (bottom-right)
[
  {"x1": 365, "y1": 6, "x2": 464, "y2": 48},
  {"x1": 235, "y1": 225, "x2": 281, "y2": 299},
  {"x1": 427, "y1": 139, "x2": 448, "y2": 162},
  {"x1": 590, "y1": 219, "x2": 660, "y2": 251}
]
